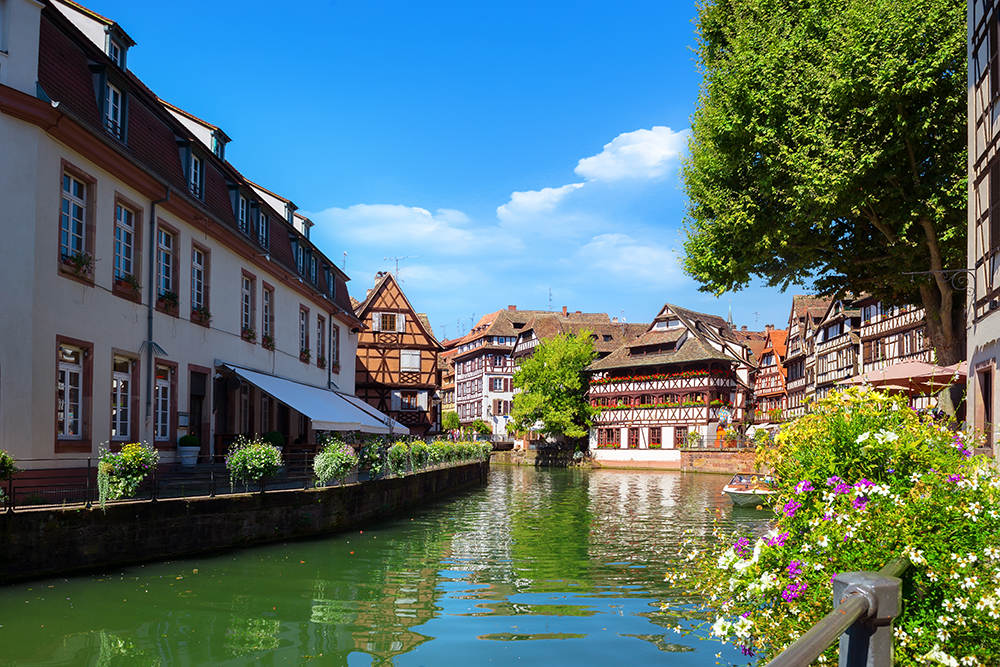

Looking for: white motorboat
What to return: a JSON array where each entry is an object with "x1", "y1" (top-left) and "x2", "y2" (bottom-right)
[{"x1": 722, "y1": 473, "x2": 775, "y2": 508}]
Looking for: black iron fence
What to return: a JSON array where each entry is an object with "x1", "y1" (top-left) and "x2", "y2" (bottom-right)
[
  {"x1": 1, "y1": 449, "x2": 485, "y2": 513},
  {"x1": 765, "y1": 557, "x2": 909, "y2": 667}
]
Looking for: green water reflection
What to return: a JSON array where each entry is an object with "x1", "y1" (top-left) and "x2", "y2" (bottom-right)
[{"x1": 0, "y1": 467, "x2": 771, "y2": 666}]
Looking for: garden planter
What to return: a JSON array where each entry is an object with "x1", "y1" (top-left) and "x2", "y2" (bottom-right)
[{"x1": 177, "y1": 445, "x2": 200, "y2": 467}]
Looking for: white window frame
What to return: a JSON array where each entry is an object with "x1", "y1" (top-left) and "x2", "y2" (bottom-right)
[
  {"x1": 108, "y1": 38, "x2": 122, "y2": 67},
  {"x1": 191, "y1": 247, "x2": 205, "y2": 311},
  {"x1": 241, "y1": 277, "x2": 253, "y2": 332},
  {"x1": 317, "y1": 316, "x2": 325, "y2": 361},
  {"x1": 111, "y1": 358, "x2": 130, "y2": 440},
  {"x1": 299, "y1": 308, "x2": 309, "y2": 353},
  {"x1": 258, "y1": 212, "x2": 269, "y2": 248},
  {"x1": 330, "y1": 325, "x2": 339, "y2": 363},
  {"x1": 61, "y1": 173, "x2": 86, "y2": 258},
  {"x1": 310, "y1": 255, "x2": 317, "y2": 283},
  {"x1": 400, "y1": 349, "x2": 421, "y2": 372},
  {"x1": 57, "y1": 345, "x2": 83, "y2": 438},
  {"x1": 105, "y1": 82, "x2": 122, "y2": 138},
  {"x1": 156, "y1": 229, "x2": 173, "y2": 295},
  {"x1": 154, "y1": 366, "x2": 170, "y2": 440},
  {"x1": 262, "y1": 288, "x2": 273, "y2": 338},
  {"x1": 114, "y1": 203, "x2": 134, "y2": 279},
  {"x1": 238, "y1": 195, "x2": 249, "y2": 235},
  {"x1": 189, "y1": 154, "x2": 202, "y2": 197}
]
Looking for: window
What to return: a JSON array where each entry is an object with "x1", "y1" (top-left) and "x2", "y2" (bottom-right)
[
  {"x1": 154, "y1": 365, "x2": 171, "y2": 440},
  {"x1": 299, "y1": 307, "x2": 309, "y2": 354},
  {"x1": 373, "y1": 312, "x2": 405, "y2": 332},
  {"x1": 258, "y1": 212, "x2": 269, "y2": 248},
  {"x1": 401, "y1": 391, "x2": 418, "y2": 410},
  {"x1": 381, "y1": 313, "x2": 396, "y2": 331},
  {"x1": 400, "y1": 349, "x2": 421, "y2": 372},
  {"x1": 241, "y1": 276, "x2": 255, "y2": 333},
  {"x1": 191, "y1": 247, "x2": 206, "y2": 312},
  {"x1": 108, "y1": 39, "x2": 122, "y2": 66},
  {"x1": 296, "y1": 245, "x2": 305, "y2": 274},
  {"x1": 651, "y1": 427, "x2": 662, "y2": 447},
  {"x1": 113, "y1": 203, "x2": 135, "y2": 279},
  {"x1": 157, "y1": 228, "x2": 173, "y2": 296},
  {"x1": 309, "y1": 255, "x2": 317, "y2": 283},
  {"x1": 325, "y1": 267, "x2": 336, "y2": 299},
  {"x1": 211, "y1": 133, "x2": 225, "y2": 158},
  {"x1": 238, "y1": 195, "x2": 249, "y2": 234},
  {"x1": 317, "y1": 316, "x2": 325, "y2": 363},
  {"x1": 260, "y1": 393, "x2": 270, "y2": 433},
  {"x1": 189, "y1": 154, "x2": 202, "y2": 197},
  {"x1": 104, "y1": 82, "x2": 123, "y2": 138},
  {"x1": 239, "y1": 384, "x2": 250, "y2": 434},
  {"x1": 262, "y1": 287, "x2": 274, "y2": 339},
  {"x1": 491, "y1": 377, "x2": 504, "y2": 392},
  {"x1": 111, "y1": 357, "x2": 131, "y2": 440},
  {"x1": 60, "y1": 173, "x2": 87, "y2": 258},
  {"x1": 57, "y1": 344, "x2": 83, "y2": 438},
  {"x1": 674, "y1": 426, "x2": 689, "y2": 447}
]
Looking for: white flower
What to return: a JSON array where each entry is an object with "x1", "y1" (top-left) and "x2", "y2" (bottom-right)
[
  {"x1": 856, "y1": 432, "x2": 871, "y2": 443},
  {"x1": 924, "y1": 645, "x2": 959, "y2": 667},
  {"x1": 710, "y1": 616, "x2": 732, "y2": 639},
  {"x1": 733, "y1": 616, "x2": 753, "y2": 639},
  {"x1": 813, "y1": 562, "x2": 825, "y2": 571},
  {"x1": 817, "y1": 535, "x2": 829, "y2": 549},
  {"x1": 960, "y1": 576, "x2": 978, "y2": 590}
]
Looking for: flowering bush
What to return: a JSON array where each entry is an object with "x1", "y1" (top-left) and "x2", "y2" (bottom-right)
[
  {"x1": 97, "y1": 442, "x2": 158, "y2": 508},
  {"x1": 410, "y1": 442, "x2": 430, "y2": 469},
  {"x1": 0, "y1": 449, "x2": 17, "y2": 481},
  {"x1": 226, "y1": 436, "x2": 282, "y2": 491},
  {"x1": 591, "y1": 369, "x2": 734, "y2": 386},
  {"x1": 387, "y1": 442, "x2": 410, "y2": 476},
  {"x1": 313, "y1": 439, "x2": 358, "y2": 486},
  {"x1": 665, "y1": 387, "x2": 1000, "y2": 665}
]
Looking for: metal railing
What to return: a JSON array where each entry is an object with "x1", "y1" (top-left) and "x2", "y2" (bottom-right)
[
  {"x1": 765, "y1": 557, "x2": 909, "y2": 667},
  {"x1": 1, "y1": 450, "x2": 484, "y2": 513}
]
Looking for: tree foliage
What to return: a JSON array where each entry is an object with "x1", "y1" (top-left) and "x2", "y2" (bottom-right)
[
  {"x1": 683, "y1": 0, "x2": 967, "y2": 363},
  {"x1": 510, "y1": 331, "x2": 597, "y2": 439},
  {"x1": 442, "y1": 411, "x2": 461, "y2": 431}
]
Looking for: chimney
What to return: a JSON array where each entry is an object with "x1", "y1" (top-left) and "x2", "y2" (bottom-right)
[
  {"x1": 562, "y1": 306, "x2": 568, "y2": 317},
  {"x1": 766, "y1": 324, "x2": 775, "y2": 331},
  {"x1": 612, "y1": 317, "x2": 618, "y2": 324},
  {"x1": 742, "y1": 325, "x2": 748, "y2": 331},
  {"x1": 508, "y1": 305, "x2": 516, "y2": 311},
  {"x1": 576, "y1": 310, "x2": 581, "y2": 314}
]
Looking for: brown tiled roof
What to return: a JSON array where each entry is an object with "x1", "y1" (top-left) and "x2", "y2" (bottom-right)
[
  {"x1": 587, "y1": 334, "x2": 732, "y2": 372},
  {"x1": 766, "y1": 329, "x2": 788, "y2": 356},
  {"x1": 514, "y1": 315, "x2": 641, "y2": 356},
  {"x1": 791, "y1": 295, "x2": 834, "y2": 322},
  {"x1": 629, "y1": 329, "x2": 687, "y2": 347}
]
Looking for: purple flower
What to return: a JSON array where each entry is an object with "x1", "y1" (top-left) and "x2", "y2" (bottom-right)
[
  {"x1": 948, "y1": 474, "x2": 963, "y2": 483},
  {"x1": 783, "y1": 500, "x2": 802, "y2": 518},
  {"x1": 887, "y1": 468, "x2": 895, "y2": 473},
  {"x1": 852, "y1": 496, "x2": 868, "y2": 511},
  {"x1": 787, "y1": 559, "x2": 804, "y2": 578},
  {"x1": 740, "y1": 645, "x2": 755, "y2": 657},
  {"x1": 781, "y1": 581, "x2": 808, "y2": 601},
  {"x1": 767, "y1": 531, "x2": 789, "y2": 547},
  {"x1": 794, "y1": 480, "x2": 815, "y2": 495},
  {"x1": 853, "y1": 478, "x2": 872, "y2": 489},
  {"x1": 826, "y1": 476, "x2": 841, "y2": 486},
  {"x1": 822, "y1": 512, "x2": 834, "y2": 521},
  {"x1": 733, "y1": 537, "x2": 751, "y2": 557},
  {"x1": 833, "y1": 483, "x2": 850, "y2": 495},
  {"x1": 961, "y1": 449, "x2": 972, "y2": 459}
]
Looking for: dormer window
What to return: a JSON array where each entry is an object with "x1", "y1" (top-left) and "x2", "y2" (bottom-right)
[
  {"x1": 238, "y1": 195, "x2": 249, "y2": 234},
  {"x1": 323, "y1": 266, "x2": 336, "y2": 299},
  {"x1": 296, "y1": 244, "x2": 304, "y2": 274},
  {"x1": 258, "y1": 212, "x2": 269, "y2": 248},
  {"x1": 108, "y1": 39, "x2": 122, "y2": 67},
  {"x1": 105, "y1": 82, "x2": 122, "y2": 138},
  {"x1": 309, "y1": 254, "x2": 317, "y2": 283},
  {"x1": 189, "y1": 154, "x2": 202, "y2": 197},
  {"x1": 211, "y1": 132, "x2": 226, "y2": 159}
]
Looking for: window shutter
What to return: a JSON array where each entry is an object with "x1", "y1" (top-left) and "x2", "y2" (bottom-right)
[
  {"x1": 391, "y1": 390, "x2": 401, "y2": 411},
  {"x1": 372, "y1": 313, "x2": 381, "y2": 332},
  {"x1": 417, "y1": 391, "x2": 427, "y2": 410},
  {"x1": 504, "y1": 400, "x2": 510, "y2": 415},
  {"x1": 398, "y1": 315, "x2": 406, "y2": 333}
]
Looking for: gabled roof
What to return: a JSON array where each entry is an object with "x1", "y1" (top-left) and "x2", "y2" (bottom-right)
[
  {"x1": 789, "y1": 295, "x2": 834, "y2": 327},
  {"x1": 453, "y1": 308, "x2": 610, "y2": 347},
  {"x1": 513, "y1": 315, "x2": 644, "y2": 356},
  {"x1": 587, "y1": 332, "x2": 732, "y2": 371},
  {"x1": 353, "y1": 272, "x2": 442, "y2": 348},
  {"x1": 763, "y1": 329, "x2": 788, "y2": 357}
]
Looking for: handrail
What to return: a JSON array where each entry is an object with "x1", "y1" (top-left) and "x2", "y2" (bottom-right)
[{"x1": 765, "y1": 558, "x2": 910, "y2": 667}]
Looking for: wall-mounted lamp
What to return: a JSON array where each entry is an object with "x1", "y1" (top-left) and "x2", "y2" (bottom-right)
[{"x1": 351, "y1": 327, "x2": 360, "y2": 334}]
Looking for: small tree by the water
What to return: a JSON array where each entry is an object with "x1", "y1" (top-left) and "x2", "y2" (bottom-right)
[
  {"x1": 510, "y1": 331, "x2": 597, "y2": 440},
  {"x1": 663, "y1": 387, "x2": 1000, "y2": 665}
]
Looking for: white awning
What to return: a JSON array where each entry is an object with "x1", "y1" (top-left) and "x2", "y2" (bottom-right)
[{"x1": 223, "y1": 364, "x2": 409, "y2": 435}]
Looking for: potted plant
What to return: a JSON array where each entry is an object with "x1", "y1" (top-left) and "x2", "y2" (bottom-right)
[
  {"x1": 299, "y1": 348, "x2": 311, "y2": 363},
  {"x1": 191, "y1": 306, "x2": 212, "y2": 326},
  {"x1": 242, "y1": 325, "x2": 257, "y2": 343},
  {"x1": 225, "y1": 435, "x2": 282, "y2": 492},
  {"x1": 312, "y1": 438, "x2": 358, "y2": 486},
  {"x1": 330, "y1": 360, "x2": 341, "y2": 373},
  {"x1": 177, "y1": 434, "x2": 200, "y2": 467},
  {"x1": 685, "y1": 430, "x2": 702, "y2": 448},
  {"x1": 158, "y1": 290, "x2": 179, "y2": 314},
  {"x1": 97, "y1": 442, "x2": 158, "y2": 508},
  {"x1": 115, "y1": 273, "x2": 142, "y2": 297},
  {"x1": 63, "y1": 251, "x2": 94, "y2": 278},
  {"x1": 262, "y1": 333, "x2": 275, "y2": 351},
  {"x1": 317, "y1": 355, "x2": 326, "y2": 369},
  {"x1": 0, "y1": 449, "x2": 18, "y2": 506}
]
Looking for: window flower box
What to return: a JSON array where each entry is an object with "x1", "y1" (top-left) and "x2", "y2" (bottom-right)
[
  {"x1": 330, "y1": 360, "x2": 341, "y2": 374},
  {"x1": 62, "y1": 251, "x2": 94, "y2": 279},
  {"x1": 242, "y1": 326, "x2": 257, "y2": 343},
  {"x1": 191, "y1": 306, "x2": 212, "y2": 327},
  {"x1": 317, "y1": 355, "x2": 326, "y2": 370},
  {"x1": 262, "y1": 333, "x2": 275, "y2": 351},
  {"x1": 157, "y1": 290, "x2": 179, "y2": 315},
  {"x1": 300, "y1": 348, "x2": 311, "y2": 364}
]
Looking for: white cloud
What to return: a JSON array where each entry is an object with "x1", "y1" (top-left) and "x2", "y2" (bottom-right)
[
  {"x1": 573, "y1": 233, "x2": 683, "y2": 284},
  {"x1": 496, "y1": 182, "x2": 585, "y2": 223},
  {"x1": 574, "y1": 126, "x2": 689, "y2": 182}
]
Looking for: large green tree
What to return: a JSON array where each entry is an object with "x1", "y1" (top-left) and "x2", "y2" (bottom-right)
[
  {"x1": 510, "y1": 332, "x2": 598, "y2": 440},
  {"x1": 683, "y1": 0, "x2": 967, "y2": 364}
]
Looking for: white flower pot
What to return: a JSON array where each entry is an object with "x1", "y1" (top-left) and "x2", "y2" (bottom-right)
[{"x1": 177, "y1": 446, "x2": 200, "y2": 467}]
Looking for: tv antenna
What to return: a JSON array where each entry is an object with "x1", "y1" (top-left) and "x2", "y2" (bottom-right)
[
  {"x1": 548, "y1": 288, "x2": 552, "y2": 312},
  {"x1": 383, "y1": 255, "x2": 416, "y2": 282},
  {"x1": 342, "y1": 252, "x2": 347, "y2": 271},
  {"x1": 440, "y1": 323, "x2": 448, "y2": 340}
]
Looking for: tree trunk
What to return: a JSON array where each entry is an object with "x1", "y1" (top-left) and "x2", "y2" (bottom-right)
[{"x1": 917, "y1": 282, "x2": 965, "y2": 366}]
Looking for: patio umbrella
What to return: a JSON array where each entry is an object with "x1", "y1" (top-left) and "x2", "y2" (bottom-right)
[{"x1": 838, "y1": 360, "x2": 966, "y2": 395}]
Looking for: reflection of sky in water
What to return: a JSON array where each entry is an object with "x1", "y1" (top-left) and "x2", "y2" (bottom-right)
[{"x1": 0, "y1": 467, "x2": 770, "y2": 666}]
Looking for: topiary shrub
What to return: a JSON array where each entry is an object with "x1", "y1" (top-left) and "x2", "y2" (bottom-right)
[
  {"x1": 97, "y1": 442, "x2": 158, "y2": 508},
  {"x1": 178, "y1": 434, "x2": 200, "y2": 449},
  {"x1": 263, "y1": 431, "x2": 285, "y2": 448},
  {"x1": 665, "y1": 387, "x2": 999, "y2": 665},
  {"x1": 313, "y1": 441, "x2": 358, "y2": 486},
  {"x1": 226, "y1": 435, "x2": 282, "y2": 492}
]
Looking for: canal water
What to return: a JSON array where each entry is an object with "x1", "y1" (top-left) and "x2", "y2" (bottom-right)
[{"x1": 0, "y1": 466, "x2": 771, "y2": 666}]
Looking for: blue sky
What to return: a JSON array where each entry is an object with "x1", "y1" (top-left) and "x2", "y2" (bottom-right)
[{"x1": 97, "y1": 0, "x2": 794, "y2": 340}]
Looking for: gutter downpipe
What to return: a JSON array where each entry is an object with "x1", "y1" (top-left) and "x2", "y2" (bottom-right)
[{"x1": 146, "y1": 188, "x2": 171, "y2": 435}]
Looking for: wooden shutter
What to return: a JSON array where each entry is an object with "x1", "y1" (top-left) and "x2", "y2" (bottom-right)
[
  {"x1": 417, "y1": 391, "x2": 428, "y2": 410},
  {"x1": 398, "y1": 314, "x2": 406, "y2": 333},
  {"x1": 391, "y1": 390, "x2": 401, "y2": 411},
  {"x1": 371, "y1": 313, "x2": 381, "y2": 332}
]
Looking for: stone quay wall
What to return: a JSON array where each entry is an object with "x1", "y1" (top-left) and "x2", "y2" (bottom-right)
[{"x1": 0, "y1": 462, "x2": 488, "y2": 584}]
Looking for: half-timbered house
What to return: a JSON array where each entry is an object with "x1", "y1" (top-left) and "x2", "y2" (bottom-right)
[
  {"x1": 753, "y1": 327, "x2": 788, "y2": 421},
  {"x1": 586, "y1": 304, "x2": 756, "y2": 464},
  {"x1": 968, "y1": 0, "x2": 999, "y2": 451},
  {"x1": 856, "y1": 297, "x2": 930, "y2": 372},
  {"x1": 814, "y1": 297, "x2": 863, "y2": 400},
  {"x1": 354, "y1": 273, "x2": 443, "y2": 436},
  {"x1": 784, "y1": 296, "x2": 834, "y2": 418}
]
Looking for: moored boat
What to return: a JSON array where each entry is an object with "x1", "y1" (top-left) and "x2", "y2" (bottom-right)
[{"x1": 722, "y1": 473, "x2": 775, "y2": 508}]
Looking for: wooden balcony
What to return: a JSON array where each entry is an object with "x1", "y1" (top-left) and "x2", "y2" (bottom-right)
[{"x1": 590, "y1": 374, "x2": 733, "y2": 396}]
